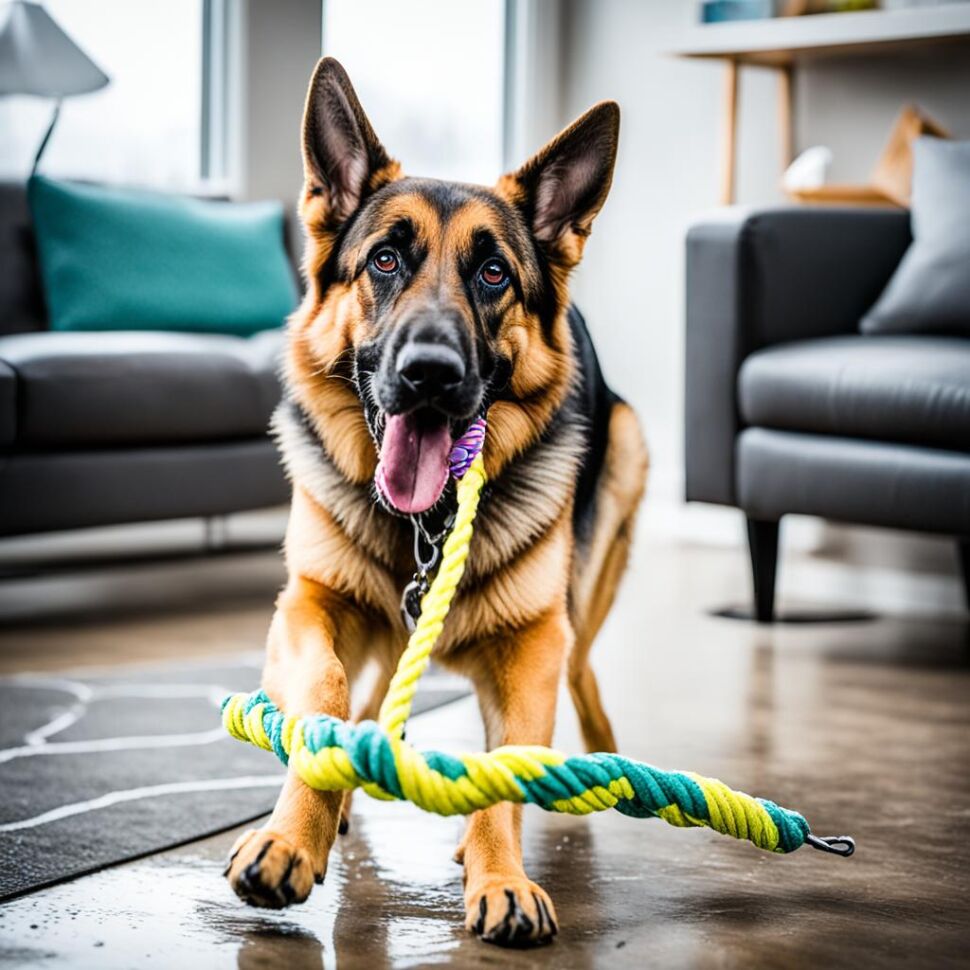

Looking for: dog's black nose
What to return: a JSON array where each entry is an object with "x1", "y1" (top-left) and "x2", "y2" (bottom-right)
[{"x1": 396, "y1": 343, "x2": 465, "y2": 394}]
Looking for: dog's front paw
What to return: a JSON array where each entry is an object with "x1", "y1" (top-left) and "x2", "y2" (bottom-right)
[
  {"x1": 224, "y1": 828, "x2": 320, "y2": 909},
  {"x1": 465, "y1": 876, "x2": 558, "y2": 947}
]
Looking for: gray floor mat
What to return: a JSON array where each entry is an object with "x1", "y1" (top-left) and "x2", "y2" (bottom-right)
[{"x1": 0, "y1": 658, "x2": 466, "y2": 900}]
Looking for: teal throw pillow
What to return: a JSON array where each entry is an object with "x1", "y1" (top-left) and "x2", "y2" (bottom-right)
[{"x1": 28, "y1": 176, "x2": 298, "y2": 335}]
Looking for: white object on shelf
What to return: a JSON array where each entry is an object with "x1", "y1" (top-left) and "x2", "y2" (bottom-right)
[{"x1": 783, "y1": 146, "x2": 833, "y2": 191}]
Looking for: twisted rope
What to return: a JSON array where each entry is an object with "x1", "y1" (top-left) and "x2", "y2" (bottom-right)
[{"x1": 223, "y1": 422, "x2": 854, "y2": 858}]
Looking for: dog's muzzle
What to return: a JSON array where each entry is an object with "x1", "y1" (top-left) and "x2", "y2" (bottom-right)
[{"x1": 377, "y1": 315, "x2": 482, "y2": 421}]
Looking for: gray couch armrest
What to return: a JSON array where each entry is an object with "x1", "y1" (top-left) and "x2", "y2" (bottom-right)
[{"x1": 684, "y1": 206, "x2": 912, "y2": 507}]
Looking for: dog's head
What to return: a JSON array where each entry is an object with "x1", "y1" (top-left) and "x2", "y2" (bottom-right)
[{"x1": 288, "y1": 58, "x2": 619, "y2": 514}]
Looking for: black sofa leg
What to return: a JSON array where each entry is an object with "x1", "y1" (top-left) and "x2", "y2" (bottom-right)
[
  {"x1": 747, "y1": 518, "x2": 780, "y2": 624},
  {"x1": 958, "y1": 539, "x2": 970, "y2": 612}
]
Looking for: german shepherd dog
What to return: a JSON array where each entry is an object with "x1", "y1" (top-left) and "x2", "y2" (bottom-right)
[{"x1": 225, "y1": 58, "x2": 648, "y2": 947}]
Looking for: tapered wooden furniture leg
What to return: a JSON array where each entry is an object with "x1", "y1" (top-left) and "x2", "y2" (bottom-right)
[
  {"x1": 778, "y1": 63, "x2": 794, "y2": 171},
  {"x1": 720, "y1": 59, "x2": 739, "y2": 205}
]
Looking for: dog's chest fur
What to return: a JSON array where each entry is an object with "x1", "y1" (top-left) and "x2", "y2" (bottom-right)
[{"x1": 272, "y1": 397, "x2": 587, "y2": 610}]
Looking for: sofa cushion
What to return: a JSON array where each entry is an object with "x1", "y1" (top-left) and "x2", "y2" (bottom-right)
[
  {"x1": 739, "y1": 335, "x2": 970, "y2": 454},
  {"x1": 28, "y1": 176, "x2": 298, "y2": 335},
  {"x1": 860, "y1": 138, "x2": 970, "y2": 337},
  {"x1": 0, "y1": 329, "x2": 285, "y2": 449},
  {"x1": 737, "y1": 428, "x2": 970, "y2": 536}
]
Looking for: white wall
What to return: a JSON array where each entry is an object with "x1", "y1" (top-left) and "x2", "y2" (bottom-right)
[{"x1": 237, "y1": 0, "x2": 323, "y2": 205}]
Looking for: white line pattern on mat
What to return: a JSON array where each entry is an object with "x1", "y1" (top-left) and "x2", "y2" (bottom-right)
[
  {"x1": 0, "y1": 727, "x2": 230, "y2": 764},
  {"x1": 0, "y1": 776, "x2": 284, "y2": 832},
  {"x1": 1, "y1": 678, "x2": 233, "y2": 761}
]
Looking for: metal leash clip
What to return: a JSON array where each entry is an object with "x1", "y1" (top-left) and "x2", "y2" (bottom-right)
[
  {"x1": 399, "y1": 513, "x2": 454, "y2": 633},
  {"x1": 805, "y1": 834, "x2": 856, "y2": 857}
]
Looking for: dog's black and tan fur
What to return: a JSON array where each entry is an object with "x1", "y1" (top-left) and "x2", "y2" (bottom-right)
[{"x1": 225, "y1": 58, "x2": 648, "y2": 947}]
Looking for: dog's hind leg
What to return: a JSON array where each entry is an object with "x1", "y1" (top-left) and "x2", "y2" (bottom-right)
[
  {"x1": 568, "y1": 534, "x2": 631, "y2": 754},
  {"x1": 225, "y1": 576, "x2": 363, "y2": 909},
  {"x1": 568, "y1": 401, "x2": 648, "y2": 754}
]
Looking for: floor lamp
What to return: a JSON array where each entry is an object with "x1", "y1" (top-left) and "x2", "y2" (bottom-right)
[{"x1": 0, "y1": 0, "x2": 109, "y2": 175}]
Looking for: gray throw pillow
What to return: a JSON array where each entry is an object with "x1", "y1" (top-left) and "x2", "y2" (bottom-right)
[{"x1": 860, "y1": 137, "x2": 970, "y2": 337}]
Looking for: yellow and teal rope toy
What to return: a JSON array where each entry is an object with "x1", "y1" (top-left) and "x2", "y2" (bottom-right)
[{"x1": 222, "y1": 419, "x2": 854, "y2": 860}]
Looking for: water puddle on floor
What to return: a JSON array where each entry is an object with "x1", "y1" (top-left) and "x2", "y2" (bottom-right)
[{"x1": 0, "y1": 802, "x2": 470, "y2": 970}]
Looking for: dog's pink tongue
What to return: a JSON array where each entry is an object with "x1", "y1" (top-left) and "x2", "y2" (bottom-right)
[{"x1": 377, "y1": 413, "x2": 452, "y2": 514}]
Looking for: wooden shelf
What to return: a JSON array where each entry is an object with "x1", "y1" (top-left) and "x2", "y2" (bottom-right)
[
  {"x1": 672, "y1": 4, "x2": 970, "y2": 66},
  {"x1": 673, "y1": 3, "x2": 970, "y2": 203},
  {"x1": 786, "y1": 184, "x2": 901, "y2": 206}
]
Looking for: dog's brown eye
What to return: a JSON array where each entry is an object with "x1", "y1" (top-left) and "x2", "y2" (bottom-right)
[
  {"x1": 373, "y1": 249, "x2": 399, "y2": 274},
  {"x1": 479, "y1": 260, "x2": 508, "y2": 287}
]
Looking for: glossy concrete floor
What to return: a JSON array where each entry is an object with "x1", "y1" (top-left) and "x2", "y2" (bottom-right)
[{"x1": 1, "y1": 521, "x2": 969, "y2": 969}]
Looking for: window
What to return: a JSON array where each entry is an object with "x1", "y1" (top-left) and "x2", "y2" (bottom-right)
[
  {"x1": 0, "y1": 0, "x2": 204, "y2": 189},
  {"x1": 322, "y1": 0, "x2": 507, "y2": 186}
]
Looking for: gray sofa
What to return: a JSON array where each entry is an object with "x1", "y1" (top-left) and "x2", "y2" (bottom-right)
[
  {"x1": 685, "y1": 207, "x2": 970, "y2": 621},
  {"x1": 0, "y1": 182, "x2": 290, "y2": 540}
]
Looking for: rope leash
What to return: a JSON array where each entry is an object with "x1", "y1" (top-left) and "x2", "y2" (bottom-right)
[{"x1": 222, "y1": 419, "x2": 854, "y2": 859}]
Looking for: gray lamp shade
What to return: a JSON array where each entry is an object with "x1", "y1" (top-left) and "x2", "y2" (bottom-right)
[{"x1": 0, "y1": 1, "x2": 109, "y2": 97}]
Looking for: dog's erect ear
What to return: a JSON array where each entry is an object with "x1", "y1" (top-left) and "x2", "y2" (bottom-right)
[
  {"x1": 301, "y1": 58, "x2": 397, "y2": 225},
  {"x1": 499, "y1": 102, "x2": 619, "y2": 266}
]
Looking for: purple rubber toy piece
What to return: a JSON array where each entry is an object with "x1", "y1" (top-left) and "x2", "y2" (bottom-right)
[{"x1": 448, "y1": 417, "x2": 486, "y2": 479}]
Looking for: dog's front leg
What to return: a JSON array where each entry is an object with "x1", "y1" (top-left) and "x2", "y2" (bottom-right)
[
  {"x1": 225, "y1": 576, "x2": 357, "y2": 908},
  {"x1": 458, "y1": 609, "x2": 570, "y2": 946}
]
